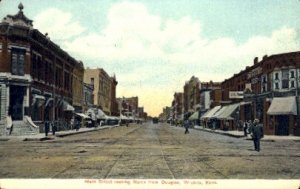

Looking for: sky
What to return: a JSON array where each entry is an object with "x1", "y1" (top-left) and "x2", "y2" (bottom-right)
[{"x1": 1, "y1": 0, "x2": 300, "y2": 116}]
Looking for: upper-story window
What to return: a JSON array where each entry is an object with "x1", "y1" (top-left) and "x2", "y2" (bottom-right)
[
  {"x1": 282, "y1": 69, "x2": 289, "y2": 89},
  {"x1": 290, "y1": 81, "x2": 295, "y2": 88},
  {"x1": 31, "y1": 53, "x2": 39, "y2": 79},
  {"x1": 275, "y1": 73, "x2": 279, "y2": 80},
  {"x1": 262, "y1": 75, "x2": 267, "y2": 83},
  {"x1": 90, "y1": 78, "x2": 94, "y2": 86},
  {"x1": 11, "y1": 48, "x2": 25, "y2": 76},
  {"x1": 290, "y1": 70, "x2": 295, "y2": 78}
]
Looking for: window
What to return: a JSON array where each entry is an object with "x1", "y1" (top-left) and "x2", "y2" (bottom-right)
[
  {"x1": 91, "y1": 78, "x2": 94, "y2": 85},
  {"x1": 282, "y1": 80, "x2": 289, "y2": 89},
  {"x1": 11, "y1": 48, "x2": 25, "y2": 76},
  {"x1": 37, "y1": 56, "x2": 42, "y2": 80},
  {"x1": 64, "y1": 71, "x2": 69, "y2": 90},
  {"x1": 56, "y1": 67, "x2": 63, "y2": 87},
  {"x1": 282, "y1": 70, "x2": 289, "y2": 89},
  {"x1": 31, "y1": 53, "x2": 39, "y2": 79},
  {"x1": 262, "y1": 76, "x2": 266, "y2": 83},
  {"x1": 291, "y1": 81, "x2": 295, "y2": 88},
  {"x1": 290, "y1": 71, "x2": 295, "y2": 78},
  {"x1": 275, "y1": 83, "x2": 279, "y2": 90},
  {"x1": 275, "y1": 73, "x2": 279, "y2": 80}
]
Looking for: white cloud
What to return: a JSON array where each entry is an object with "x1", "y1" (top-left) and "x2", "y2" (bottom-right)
[
  {"x1": 34, "y1": 8, "x2": 85, "y2": 41},
  {"x1": 33, "y1": 2, "x2": 300, "y2": 116}
]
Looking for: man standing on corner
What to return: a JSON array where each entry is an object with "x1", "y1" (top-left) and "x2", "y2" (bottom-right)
[{"x1": 251, "y1": 118, "x2": 264, "y2": 152}]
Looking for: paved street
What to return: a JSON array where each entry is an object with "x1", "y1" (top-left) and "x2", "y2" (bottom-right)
[{"x1": 0, "y1": 122, "x2": 299, "y2": 179}]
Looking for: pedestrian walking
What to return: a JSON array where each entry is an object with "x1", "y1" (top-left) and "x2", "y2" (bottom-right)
[
  {"x1": 52, "y1": 121, "x2": 56, "y2": 135},
  {"x1": 184, "y1": 120, "x2": 189, "y2": 134},
  {"x1": 75, "y1": 117, "x2": 80, "y2": 131},
  {"x1": 243, "y1": 121, "x2": 248, "y2": 137},
  {"x1": 44, "y1": 111, "x2": 50, "y2": 136},
  {"x1": 44, "y1": 121, "x2": 49, "y2": 136},
  {"x1": 250, "y1": 118, "x2": 264, "y2": 152}
]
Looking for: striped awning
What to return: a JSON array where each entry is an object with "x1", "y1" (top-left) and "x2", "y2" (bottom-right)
[
  {"x1": 200, "y1": 106, "x2": 221, "y2": 120},
  {"x1": 188, "y1": 111, "x2": 199, "y2": 120},
  {"x1": 212, "y1": 103, "x2": 239, "y2": 120}
]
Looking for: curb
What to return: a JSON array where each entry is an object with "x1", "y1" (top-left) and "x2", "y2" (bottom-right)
[
  {"x1": 245, "y1": 138, "x2": 275, "y2": 142},
  {"x1": 23, "y1": 137, "x2": 55, "y2": 141},
  {"x1": 0, "y1": 125, "x2": 119, "y2": 141},
  {"x1": 193, "y1": 127, "x2": 245, "y2": 138},
  {"x1": 55, "y1": 125, "x2": 116, "y2": 137}
]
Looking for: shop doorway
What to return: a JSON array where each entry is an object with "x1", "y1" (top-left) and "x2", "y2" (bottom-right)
[
  {"x1": 275, "y1": 115, "x2": 289, "y2": 136},
  {"x1": 10, "y1": 86, "x2": 25, "y2": 120}
]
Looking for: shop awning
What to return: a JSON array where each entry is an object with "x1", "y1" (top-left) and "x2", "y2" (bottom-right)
[
  {"x1": 63, "y1": 101, "x2": 75, "y2": 111},
  {"x1": 96, "y1": 109, "x2": 106, "y2": 119},
  {"x1": 45, "y1": 97, "x2": 53, "y2": 107},
  {"x1": 240, "y1": 101, "x2": 252, "y2": 106},
  {"x1": 104, "y1": 115, "x2": 119, "y2": 120},
  {"x1": 75, "y1": 113, "x2": 90, "y2": 119},
  {"x1": 120, "y1": 114, "x2": 129, "y2": 120},
  {"x1": 188, "y1": 111, "x2": 199, "y2": 120},
  {"x1": 267, "y1": 96, "x2": 297, "y2": 115},
  {"x1": 32, "y1": 94, "x2": 45, "y2": 107},
  {"x1": 212, "y1": 103, "x2": 239, "y2": 120},
  {"x1": 200, "y1": 106, "x2": 221, "y2": 120}
]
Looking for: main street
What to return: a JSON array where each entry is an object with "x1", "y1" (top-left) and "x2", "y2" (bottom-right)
[{"x1": 0, "y1": 123, "x2": 299, "y2": 179}]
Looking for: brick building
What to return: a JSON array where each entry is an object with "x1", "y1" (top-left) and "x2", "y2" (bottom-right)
[
  {"x1": 221, "y1": 52, "x2": 300, "y2": 136},
  {"x1": 110, "y1": 75, "x2": 118, "y2": 116},
  {"x1": 171, "y1": 92, "x2": 183, "y2": 123},
  {"x1": 183, "y1": 76, "x2": 201, "y2": 114},
  {"x1": 0, "y1": 4, "x2": 84, "y2": 135}
]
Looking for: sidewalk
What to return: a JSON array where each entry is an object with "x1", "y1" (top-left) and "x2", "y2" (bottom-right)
[
  {"x1": 0, "y1": 125, "x2": 119, "y2": 141},
  {"x1": 193, "y1": 125, "x2": 300, "y2": 142}
]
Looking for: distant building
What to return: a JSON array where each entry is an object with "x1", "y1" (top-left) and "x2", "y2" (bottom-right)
[
  {"x1": 183, "y1": 76, "x2": 201, "y2": 114},
  {"x1": 83, "y1": 82, "x2": 94, "y2": 112},
  {"x1": 110, "y1": 75, "x2": 118, "y2": 116},
  {"x1": 84, "y1": 68, "x2": 113, "y2": 115},
  {"x1": 171, "y1": 92, "x2": 183, "y2": 122},
  {"x1": 199, "y1": 81, "x2": 221, "y2": 114},
  {"x1": 117, "y1": 96, "x2": 139, "y2": 118}
]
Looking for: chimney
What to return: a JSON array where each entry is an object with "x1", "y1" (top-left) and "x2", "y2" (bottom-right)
[
  {"x1": 254, "y1": 57, "x2": 258, "y2": 64},
  {"x1": 263, "y1": 55, "x2": 268, "y2": 60}
]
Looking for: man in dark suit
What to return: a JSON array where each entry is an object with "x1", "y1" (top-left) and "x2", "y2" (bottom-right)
[{"x1": 251, "y1": 119, "x2": 264, "y2": 152}]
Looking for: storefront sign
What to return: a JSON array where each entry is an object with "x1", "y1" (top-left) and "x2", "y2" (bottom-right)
[
  {"x1": 244, "y1": 83, "x2": 252, "y2": 92},
  {"x1": 229, "y1": 91, "x2": 244, "y2": 99}
]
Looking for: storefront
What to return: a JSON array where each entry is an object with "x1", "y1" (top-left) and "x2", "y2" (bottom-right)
[
  {"x1": 200, "y1": 105, "x2": 221, "y2": 128},
  {"x1": 212, "y1": 103, "x2": 240, "y2": 130},
  {"x1": 267, "y1": 96, "x2": 297, "y2": 136}
]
